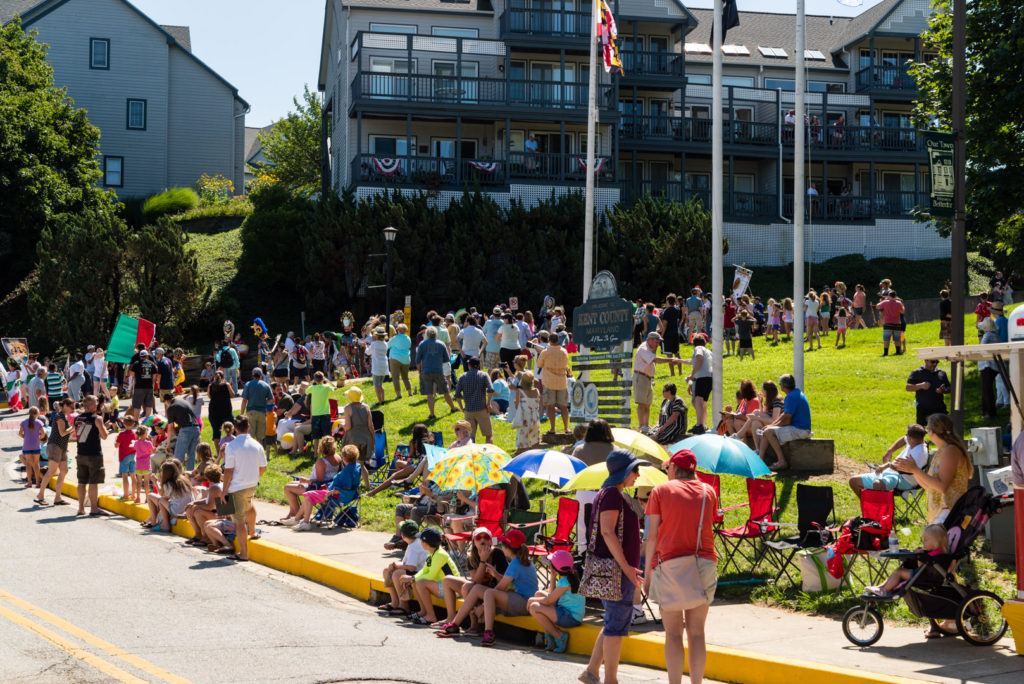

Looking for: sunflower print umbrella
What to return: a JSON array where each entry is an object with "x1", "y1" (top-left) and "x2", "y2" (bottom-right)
[{"x1": 427, "y1": 444, "x2": 512, "y2": 492}]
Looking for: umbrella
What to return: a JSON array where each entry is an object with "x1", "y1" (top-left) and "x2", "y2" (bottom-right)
[
  {"x1": 425, "y1": 443, "x2": 451, "y2": 470},
  {"x1": 559, "y1": 461, "x2": 667, "y2": 491},
  {"x1": 427, "y1": 444, "x2": 511, "y2": 492},
  {"x1": 502, "y1": 449, "x2": 587, "y2": 486},
  {"x1": 141, "y1": 414, "x2": 167, "y2": 429},
  {"x1": 611, "y1": 427, "x2": 670, "y2": 463},
  {"x1": 668, "y1": 434, "x2": 771, "y2": 478}
]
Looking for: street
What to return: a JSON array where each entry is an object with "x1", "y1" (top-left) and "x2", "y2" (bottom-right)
[{"x1": 0, "y1": 432, "x2": 677, "y2": 684}]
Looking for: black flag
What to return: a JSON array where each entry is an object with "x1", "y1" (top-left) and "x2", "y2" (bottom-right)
[{"x1": 711, "y1": 0, "x2": 741, "y2": 44}]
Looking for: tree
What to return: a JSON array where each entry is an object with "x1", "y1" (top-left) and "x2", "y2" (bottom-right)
[
  {"x1": 127, "y1": 217, "x2": 210, "y2": 344},
  {"x1": 253, "y1": 85, "x2": 322, "y2": 196},
  {"x1": 913, "y1": 0, "x2": 1024, "y2": 271},
  {"x1": 0, "y1": 20, "x2": 110, "y2": 298},
  {"x1": 28, "y1": 207, "x2": 127, "y2": 352}
]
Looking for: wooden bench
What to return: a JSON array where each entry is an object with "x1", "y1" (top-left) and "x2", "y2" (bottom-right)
[{"x1": 781, "y1": 438, "x2": 835, "y2": 474}]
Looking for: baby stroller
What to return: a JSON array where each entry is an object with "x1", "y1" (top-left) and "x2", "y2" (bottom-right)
[{"x1": 842, "y1": 486, "x2": 1007, "y2": 647}]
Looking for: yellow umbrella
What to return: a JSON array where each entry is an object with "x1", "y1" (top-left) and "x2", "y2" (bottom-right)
[
  {"x1": 427, "y1": 444, "x2": 511, "y2": 492},
  {"x1": 558, "y1": 461, "x2": 667, "y2": 491},
  {"x1": 611, "y1": 427, "x2": 670, "y2": 463}
]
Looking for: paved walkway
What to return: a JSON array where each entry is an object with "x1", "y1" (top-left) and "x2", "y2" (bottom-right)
[{"x1": 4, "y1": 403, "x2": 1022, "y2": 683}]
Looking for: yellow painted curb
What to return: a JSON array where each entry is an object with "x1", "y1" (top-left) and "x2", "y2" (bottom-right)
[{"x1": 45, "y1": 479, "x2": 928, "y2": 684}]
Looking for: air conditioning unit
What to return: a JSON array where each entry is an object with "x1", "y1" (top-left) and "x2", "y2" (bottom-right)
[{"x1": 969, "y1": 427, "x2": 1002, "y2": 467}]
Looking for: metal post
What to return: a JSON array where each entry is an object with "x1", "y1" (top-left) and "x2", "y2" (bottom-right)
[
  {"x1": 793, "y1": 0, "x2": 806, "y2": 387},
  {"x1": 950, "y1": 0, "x2": 967, "y2": 434},
  {"x1": 385, "y1": 241, "x2": 394, "y2": 324},
  {"x1": 583, "y1": 0, "x2": 599, "y2": 300},
  {"x1": 711, "y1": 0, "x2": 724, "y2": 421}
]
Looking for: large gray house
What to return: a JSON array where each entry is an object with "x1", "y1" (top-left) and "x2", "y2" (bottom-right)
[
  {"x1": 317, "y1": 0, "x2": 949, "y2": 265},
  {"x1": 1, "y1": 0, "x2": 249, "y2": 198}
]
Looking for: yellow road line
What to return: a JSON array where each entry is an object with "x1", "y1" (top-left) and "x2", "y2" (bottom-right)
[
  {"x1": 0, "y1": 590, "x2": 191, "y2": 684},
  {"x1": 0, "y1": 601, "x2": 146, "y2": 684}
]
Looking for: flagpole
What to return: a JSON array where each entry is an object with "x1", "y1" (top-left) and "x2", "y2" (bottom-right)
[
  {"x1": 583, "y1": 0, "x2": 599, "y2": 301},
  {"x1": 793, "y1": 0, "x2": 806, "y2": 387},
  {"x1": 711, "y1": 0, "x2": 724, "y2": 424}
]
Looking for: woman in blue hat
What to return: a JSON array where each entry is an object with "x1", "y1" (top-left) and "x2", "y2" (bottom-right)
[{"x1": 580, "y1": 449, "x2": 643, "y2": 684}]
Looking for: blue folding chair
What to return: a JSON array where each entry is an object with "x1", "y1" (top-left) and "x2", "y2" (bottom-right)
[
  {"x1": 313, "y1": 492, "x2": 360, "y2": 529},
  {"x1": 433, "y1": 431, "x2": 443, "y2": 447},
  {"x1": 367, "y1": 432, "x2": 394, "y2": 486}
]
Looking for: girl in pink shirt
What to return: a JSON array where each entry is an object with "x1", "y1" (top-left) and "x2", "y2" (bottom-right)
[{"x1": 133, "y1": 425, "x2": 155, "y2": 504}]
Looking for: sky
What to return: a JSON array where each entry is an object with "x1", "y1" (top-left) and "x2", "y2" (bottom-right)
[{"x1": 131, "y1": 0, "x2": 886, "y2": 128}]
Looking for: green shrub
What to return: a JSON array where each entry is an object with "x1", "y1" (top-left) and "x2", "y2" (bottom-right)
[{"x1": 141, "y1": 187, "x2": 199, "y2": 222}]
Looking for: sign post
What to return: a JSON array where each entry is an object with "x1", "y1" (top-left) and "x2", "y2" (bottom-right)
[{"x1": 571, "y1": 271, "x2": 634, "y2": 428}]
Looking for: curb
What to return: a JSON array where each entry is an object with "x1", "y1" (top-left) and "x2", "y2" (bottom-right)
[{"x1": 46, "y1": 479, "x2": 927, "y2": 684}]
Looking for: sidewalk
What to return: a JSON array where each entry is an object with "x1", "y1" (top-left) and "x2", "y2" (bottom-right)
[{"x1": 5, "y1": 405, "x2": 1022, "y2": 684}]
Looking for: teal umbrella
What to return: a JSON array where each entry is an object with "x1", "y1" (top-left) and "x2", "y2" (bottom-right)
[{"x1": 668, "y1": 434, "x2": 771, "y2": 478}]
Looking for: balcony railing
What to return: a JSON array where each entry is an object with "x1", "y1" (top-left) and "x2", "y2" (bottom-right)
[
  {"x1": 353, "y1": 71, "x2": 615, "y2": 111},
  {"x1": 499, "y1": 8, "x2": 590, "y2": 39},
  {"x1": 618, "y1": 116, "x2": 921, "y2": 152},
  {"x1": 352, "y1": 152, "x2": 614, "y2": 186},
  {"x1": 620, "y1": 50, "x2": 684, "y2": 78},
  {"x1": 855, "y1": 64, "x2": 917, "y2": 93}
]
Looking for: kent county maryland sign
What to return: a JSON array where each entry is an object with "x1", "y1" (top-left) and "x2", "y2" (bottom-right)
[{"x1": 572, "y1": 271, "x2": 633, "y2": 351}]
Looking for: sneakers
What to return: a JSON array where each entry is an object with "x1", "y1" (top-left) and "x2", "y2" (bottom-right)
[
  {"x1": 631, "y1": 606, "x2": 648, "y2": 625},
  {"x1": 281, "y1": 518, "x2": 299, "y2": 526},
  {"x1": 480, "y1": 630, "x2": 496, "y2": 647},
  {"x1": 294, "y1": 522, "x2": 312, "y2": 531}
]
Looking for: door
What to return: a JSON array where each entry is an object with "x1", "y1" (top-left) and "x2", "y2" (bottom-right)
[
  {"x1": 531, "y1": 63, "x2": 575, "y2": 107},
  {"x1": 369, "y1": 58, "x2": 414, "y2": 99},
  {"x1": 509, "y1": 61, "x2": 526, "y2": 103},
  {"x1": 648, "y1": 36, "x2": 669, "y2": 74},
  {"x1": 650, "y1": 162, "x2": 671, "y2": 199},
  {"x1": 433, "y1": 62, "x2": 478, "y2": 103}
]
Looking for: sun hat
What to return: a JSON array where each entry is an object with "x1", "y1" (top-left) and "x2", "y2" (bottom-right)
[
  {"x1": 419, "y1": 527, "x2": 443, "y2": 548},
  {"x1": 669, "y1": 448, "x2": 698, "y2": 473},
  {"x1": 990, "y1": 301, "x2": 1004, "y2": 312},
  {"x1": 472, "y1": 526, "x2": 493, "y2": 541},
  {"x1": 345, "y1": 386, "x2": 363, "y2": 402},
  {"x1": 497, "y1": 528, "x2": 527, "y2": 550},
  {"x1": 399, "y1": 520, "x2": 420, "y2": 538},
  {"x1": 603, "y1": 448, "x2": 642, "y2": 487},
  {"x1": 547, "y1": 549, "x2": 575, "y2": 574}
]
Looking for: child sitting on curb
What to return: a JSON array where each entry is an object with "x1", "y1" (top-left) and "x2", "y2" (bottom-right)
[
  {"x1": 404, "y1": 527, "x2": 458, "y2": 626},
  {"x1": 379, "y1": 520, "x2": 430, "y2": 617},
  {"x1": 527, "y1": 549, "x2": 584, "y2": 653}
]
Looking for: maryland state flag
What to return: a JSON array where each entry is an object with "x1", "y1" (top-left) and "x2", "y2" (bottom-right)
[{"x1": 599, "y1": 0, "x2": 623, "y2": 75}]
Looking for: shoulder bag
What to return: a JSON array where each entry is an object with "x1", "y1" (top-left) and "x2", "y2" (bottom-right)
[
  {"x1": 579, "y1": 488, "x2": 625, "y2": 601},
  {"x1": 650, "y1": 482, "x2": 713, "y2": 611}
]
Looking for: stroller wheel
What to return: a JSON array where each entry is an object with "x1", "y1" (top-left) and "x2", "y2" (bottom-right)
[
  {"x1": 956, "y1": 590, "x2": 1007, "y2": 646},
  {"x1": 842, "y1": 604, "x2": 883, "y2": 647}
]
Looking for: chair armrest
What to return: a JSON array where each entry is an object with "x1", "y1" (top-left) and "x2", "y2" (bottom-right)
[
  {"x1": 507, "y1": 517, "x2": 556, "y2": 529},
  {"x1": 721, "y1": 502, "x2": 750, "y2": 513}
]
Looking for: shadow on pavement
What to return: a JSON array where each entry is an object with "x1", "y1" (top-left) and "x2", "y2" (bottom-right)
[{"x1": 189, "y1": 558, "x2": 237, "y2": 570}]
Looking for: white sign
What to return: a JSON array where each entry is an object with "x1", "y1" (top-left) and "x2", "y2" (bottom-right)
[
  {"x1": 732, "y1": 266, "x2": 753, "y2": 301},
  {"x1": 405, "y1": 295, "x2": 412, "y2": 307},
  {"x1": 509, "y1": 296, "x2": 519, "y2": 311},
  {"x1": 584, "y1": 383, "x2": 599, "y2": 421}
]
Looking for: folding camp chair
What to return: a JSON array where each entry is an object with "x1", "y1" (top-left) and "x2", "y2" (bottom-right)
[
  {"x1": 313, "y1": 491, "x2": 360, "y2": 529},
  {"x1": 432, "y1": 431, "x2": 443, "y2": 448},
  {"x1": 367, "y1": 433, "x2": 394, "y2": 486},
  {"x1": 695, "y1": 471, "x2": 750, "y2": 530},
  {"x1": 444, "y1": 487, "x2": 508, "y2": 571},
  {"x1": 763, "y1": 484, "x2": 836, "y2": 585},
  {"x1": 840, "y1": 489, "x2": 895, "y2": 594},
  {"x1": 895, "y1": 486, "x2": 927, "y2": 523},
  {"x1": 714, "y1": 478, "x2": 780, "y2": 576}
]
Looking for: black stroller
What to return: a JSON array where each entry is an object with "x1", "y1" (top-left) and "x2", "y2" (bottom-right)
[{"x1": 842, "y1": 486, "x2": 1008, "y2": 647}]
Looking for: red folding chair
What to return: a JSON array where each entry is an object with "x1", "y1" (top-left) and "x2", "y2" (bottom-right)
[
  {"x1": 696, "y1": 471, "x2": 749, "y2": 530},
  {"x1": 714, "y1": 478, "x2": 780, "y2": 575},
  {"x1": 839, "y1": 489, "x2": 895, "y2": 593},
  {"x1": 445, "y1": 487, "x2": 507, "y2": 544},
  {"x1": 518, "y1": 496, "x2": 580, "y2": 557}
]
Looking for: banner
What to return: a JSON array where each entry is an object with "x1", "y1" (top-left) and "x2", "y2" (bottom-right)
[
  {"x1": 372, "y1": 157, "x2": 403, "y2": 176},
  {"x1": 574, "y1": 156, "x2": 608, "y2": 174},
  {"x1": 924, "y1": 131, "x2": 955, "y2": 219},
  {"x1": 468, "y1": 161, "x2": 499, "y2": 174},
  {"x1": 106, "y1": 314, "x2": 156, "y2": 363},
  {"x1": 1, "y1": 338, "x2": 29, "y2": 365},
  {"x1": 732, "y1": 266, "x2": 753, "y2": 301}
]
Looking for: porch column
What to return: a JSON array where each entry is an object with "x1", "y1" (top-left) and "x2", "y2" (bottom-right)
[
  {"x1": 728, "y1": 154, "x2": 734, "y2": 215},
  {"x1": 728, "y1": 86, "x2": 734, "y2": 143},
  {"x1": 822, "y1": 159, "x2": 828, "y2": 219},
  {"x1": 407, "y1": 35, "x2": 413, "y2": 103},
  {"x1": 406, "y1": 113, "x2": 412, "y2": 180},
  {"x1": 356, "y1": 110, "x2": 362, "y2": 182},
  {"x1": 505, "y1": 116, "x2": 511, "y2": 184},
  {"x1": 869, "y1": 159, "x2": 875, "y2": 220},
  {"x1": 631, "y1": 150, "x2": 637, "y2": 198},
  {"x1": 560, "y1": 119, "x2": 566, "y2": 181},
  {"x1": 456, "y1": 114, "x2": 463, "y2": 185}
]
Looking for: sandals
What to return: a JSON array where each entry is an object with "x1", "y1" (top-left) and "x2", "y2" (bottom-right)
[
  {"x1": 213, "y1": 545, "x2": 235, "y2": 554},
  {"x1": 407, "y1": 614, "x2": 431, "y2": 626},
  {"x1": 140, "y1": 521, "x2": 154, "y2": 528},
  {"x1": 53, "y1": 500, "x2": 68, "y2": 506},
  {"x1": 226, "y1": 554, "x2": 248, "y2": 562},
  {"x1": 388, "y1": 607, "x2": 411, "y2": 617},
  {"x1": 33, "y1": 498, "x2": 47, "y2": 505},
  {"x1": 377, "y1": 603, "x2": 399, "y2": 612}
]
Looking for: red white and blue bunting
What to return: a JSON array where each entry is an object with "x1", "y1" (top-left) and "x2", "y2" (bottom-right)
[
  {"x1": 468, "y1": 161, "x2": 500, "y2": 174},
  {"x1": 372, "y1": 157, "x2": 403, "y2": 176},
  {"x1": 575, "y1": 156, "x2": 608, "y2": 174}
]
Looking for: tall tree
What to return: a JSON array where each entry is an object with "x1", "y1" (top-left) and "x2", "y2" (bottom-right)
[
  {"x1": 253, "y1": 85, "x2": 322, "y2": 196},
  {"x1": 28, "y1": 207, "x2": 127, "y2": 352},
  {"x1": 0, "y1": 20, "x2": 109, "y2": 298},
  {"x1": 913, "y1": 0, "x2": 1024, "y2": 273}
]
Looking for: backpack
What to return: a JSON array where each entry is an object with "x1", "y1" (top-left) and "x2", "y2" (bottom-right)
[
  {"x1": 218, "y1": 348, "x2": 229, "y2": 367},
  {"x1": 839, "y1": 516, "x2": 889, "y2": 552}
]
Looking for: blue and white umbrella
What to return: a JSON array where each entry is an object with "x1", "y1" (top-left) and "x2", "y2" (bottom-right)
[
  {"x1": 668, "y1": 434, "x2": 771, "y2": 479},
  {"x1": 502, "y1": 449, "x2": 587, "y2": 486}
]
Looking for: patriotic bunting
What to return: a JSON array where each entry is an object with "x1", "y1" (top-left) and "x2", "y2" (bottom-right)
[
  {"x1": 469, "y1": 161, "x2": 500, "y2": 174},
  {"x1": 372, "y1": 157, "x2": 403, "y2": 176},
  {"x1": 575, "y1": 156, "x2": 608, "y2": 174}
]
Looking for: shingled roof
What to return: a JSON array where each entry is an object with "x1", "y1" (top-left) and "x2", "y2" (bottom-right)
[
  {"x1": 160, "y1": 24, "x2": 190, "y2": 53},
  {"x1": 832, "y1": 0, "x2": 901, "y2": 52},
  {"x1": 0, "y1": 0, "x2": 41, "y2": 23}
]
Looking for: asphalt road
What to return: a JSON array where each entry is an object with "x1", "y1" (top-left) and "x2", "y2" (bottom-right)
[{"x1": 0, "y1": 428, "x2": 683, "y2": 684}]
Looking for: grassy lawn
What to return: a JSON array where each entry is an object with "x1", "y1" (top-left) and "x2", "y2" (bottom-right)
[
  {"x1": 194, "y1": 313, "x2": 1016, "y2": 622},
  {"x1": 186, "y1": 227, "x2": 241, "y2": 301}
]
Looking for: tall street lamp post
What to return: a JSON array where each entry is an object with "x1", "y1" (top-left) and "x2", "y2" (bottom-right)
[{"x1": 383, "y1": 226, "x2": 398, "y2": 325}]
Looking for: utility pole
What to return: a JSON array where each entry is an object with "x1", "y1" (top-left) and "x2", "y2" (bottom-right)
[
  {"x1": 793, "y1": 0, "x2": 806, "y2": 388},
  {"x1": 711, "y1": 0, "x2": 724, "y2": 422},
  {"x1": 950, "y1": 0, "x2": 966, "y2": 434}
]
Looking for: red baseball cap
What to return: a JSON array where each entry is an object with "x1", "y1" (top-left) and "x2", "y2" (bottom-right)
[
  {"x1": 497, "y1": 528, "x2": 527, "y2": 550},
  {"x1": 669, "y1": 449, "x2": 698, "y2": 472}
]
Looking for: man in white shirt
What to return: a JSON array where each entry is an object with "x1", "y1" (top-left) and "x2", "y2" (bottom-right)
[
  {"x1": 849, "y1": 423, "x2": 929, "y2": 494},
  {"x1": 222, "y1": 415, "x2": 268, "y2": 561},
  {"x1": 632, "y1": 332, "x2": 682, "y2": 428},
  {"x1": 67, "y1": 353, "x2": 86, "y2": 401}
]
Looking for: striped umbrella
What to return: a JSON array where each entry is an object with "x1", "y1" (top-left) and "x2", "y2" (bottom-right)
[{"x1": 502, "y1": 449, "x2": 587, "y2": 486}]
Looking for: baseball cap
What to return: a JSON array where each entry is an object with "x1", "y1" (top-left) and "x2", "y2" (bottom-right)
[
  {"x1": 139, "y1": 349, "x2": 149, "y2": 357},
  {"x1": 419, "y1": 527, "x2": 442, "y2": 548},
  {"x1": 497, "y1": 528, "x2": 527, "y2": 550},
  {"x1": 669, "y1": 448, "x2": 698, "y2": 473},
  {"x1": 154, "y1": 347, "x2": 165, "y2": 354},
  {"x1": 472, "y1": 526, "x2": 494, "y2": 541},
  {"x1": 547, "y1": 549, "x2": 574, "y2": 574},
  {"x1": 603, "y1": 449, "x2": 642, "y2": 487},
  {"x1": 647, "y1": 331, "x2": 663, "y2": 341},
  {"x1": 399, "y1": 520, "x2": 420, "y2": 538}
]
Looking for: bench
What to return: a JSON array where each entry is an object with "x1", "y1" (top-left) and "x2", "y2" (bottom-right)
[{"x1": 781, "y1": 438, "x2": 835, "y2": 474}]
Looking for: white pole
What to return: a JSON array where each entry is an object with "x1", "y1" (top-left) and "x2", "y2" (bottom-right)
[
  {"x1": 793, "y1": 0, "x2": 806, "y2": 387},
  {"x1": 583, "y1": 0, "x2": 599, "y2": 301},
  {"x1": 711, "y1": 0, "x2": 724, "y2": 422}
]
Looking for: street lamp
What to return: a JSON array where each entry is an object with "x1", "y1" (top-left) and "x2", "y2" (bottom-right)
[{"x1": 383, "y1": 226, "x2": 398, "y2": 326}]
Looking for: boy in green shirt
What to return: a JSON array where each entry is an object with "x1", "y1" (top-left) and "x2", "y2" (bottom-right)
[{"x1": 405, "y1": 527, "x2": 458, "y2": 626}]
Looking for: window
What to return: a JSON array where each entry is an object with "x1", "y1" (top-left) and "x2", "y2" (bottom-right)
[
  {"x1": 721, "y1": 44, "x2": 750, "y2": 55},
  {"x1": 369, "y1": 57, "x2": 416, "y2": 99},
  {"x1": 90, "y1": 38, "x2": 109, "y2": 69},
  {"x1": 103, "y1": 156, "x2": 123, "y2": 187},
  {"x1": 126, "y1": 99, "x2": 146, "y2": 130},
  {"x1": 758, "y1": 46, "x2": 788, "y2": 58},
  {"x1": 804, "y1": 49, "x2": 826, "y2": 61},
  {"x1": 370, "y1": 23, "x2": 416, "y2": 34},
  {"x1": 722, "y1": 76, "x2": 754, "y2": 87},
  {"x1": 431, "y1": 27, "x2": 478, "y2": 38},
  {"x1": 765, "y1": 78, "x2": 795, "y2": 91},
  {"x1": 765, "y1": 79, "x2": 844, "y2": 93},
  {"x1": 684, "y1": 42, "x2": 712, "y2": 54},
  {"x1": 687, "y1": 74, "x2": 711, "y2": 85}
]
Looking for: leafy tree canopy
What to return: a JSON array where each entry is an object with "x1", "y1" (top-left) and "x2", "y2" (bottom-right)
[{"x1": 252, "y1": 85, "x2": 322, "y2": 196}]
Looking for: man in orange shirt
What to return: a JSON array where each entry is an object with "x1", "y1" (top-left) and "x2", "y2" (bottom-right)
[{"x1": 536, "y1": 334, "x2": 571, "y2": 433}]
